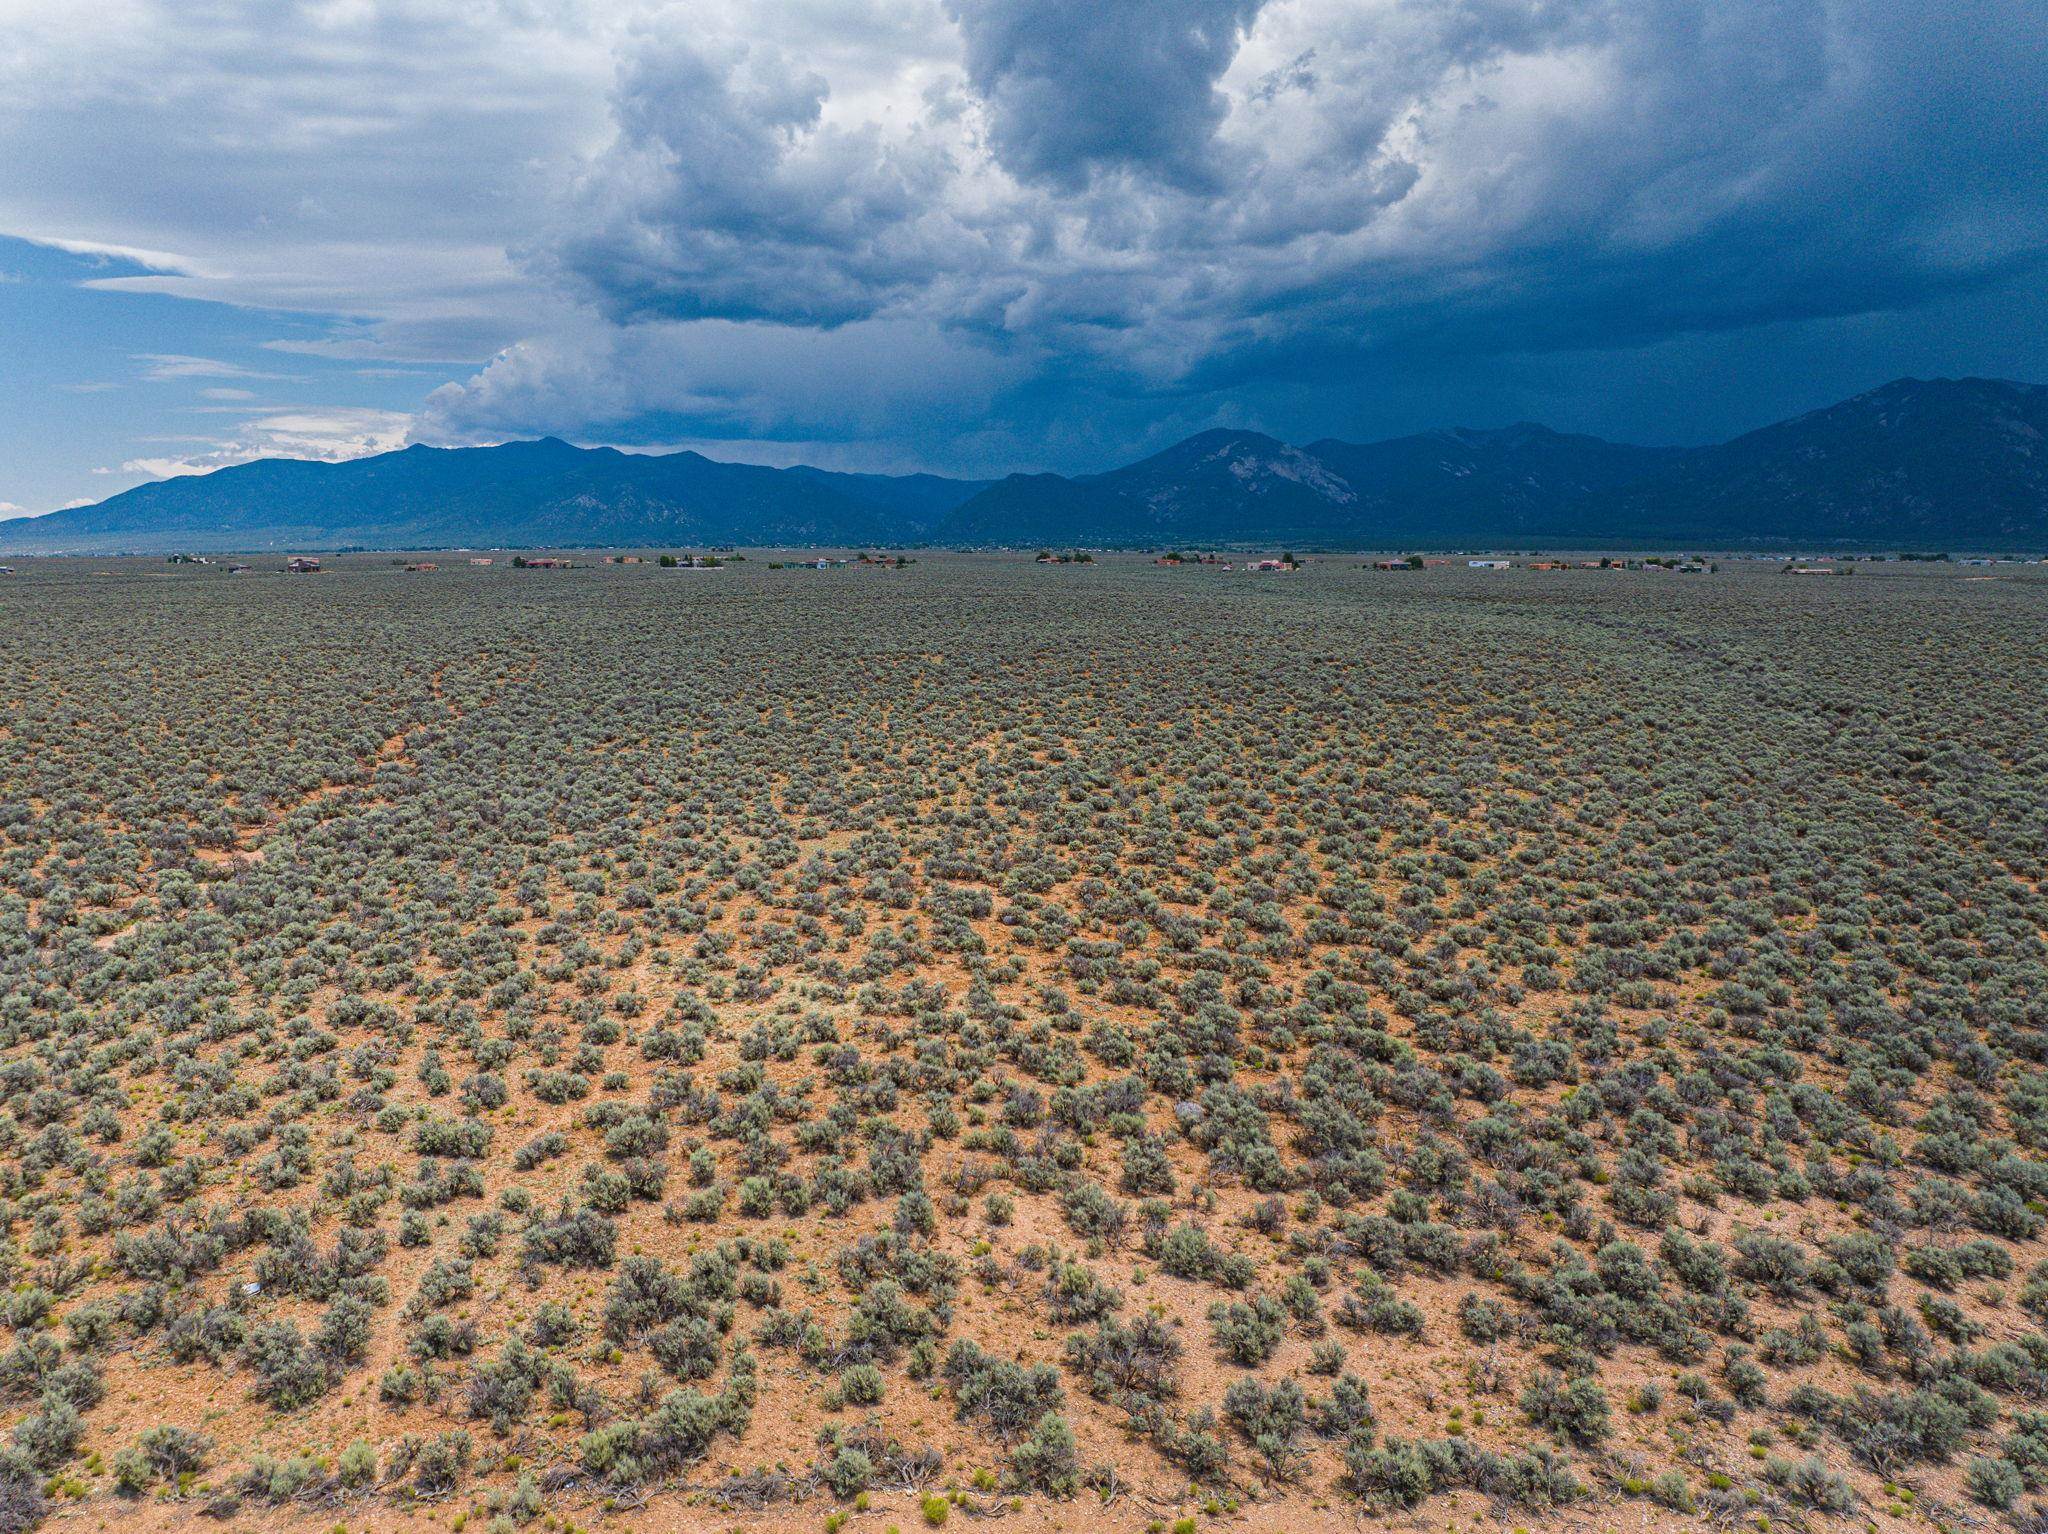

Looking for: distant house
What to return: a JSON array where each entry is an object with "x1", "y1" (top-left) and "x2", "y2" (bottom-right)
[
  {"x1": 469, "y1": 557, "x2": 494, "y2": 566},
  {"x1": 518, "y1": 556, "x2": 571, "y2": 569},
  {"x1": 1468, "y1": 559, "x2": 1510, "y2": 570},
  {"x1": 287, "y1": 556, "x2": 321, "y2": 573},
  {"x1": 404, "y1": 562, "x2": 438, "y2": 572}
]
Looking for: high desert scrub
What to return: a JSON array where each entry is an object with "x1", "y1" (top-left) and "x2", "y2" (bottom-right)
[{"x1": 0, "y1": 552, "x2": 2041, "y2": 1533}]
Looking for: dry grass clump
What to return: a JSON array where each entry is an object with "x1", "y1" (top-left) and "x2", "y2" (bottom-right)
[{"x1": 0, "y1": 552, "x2": 2042, "y2": 1532}]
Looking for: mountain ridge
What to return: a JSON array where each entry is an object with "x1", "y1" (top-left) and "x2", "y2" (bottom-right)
[{"x1": 8, "y1": 377, "x2": 2045, "y2": 552}]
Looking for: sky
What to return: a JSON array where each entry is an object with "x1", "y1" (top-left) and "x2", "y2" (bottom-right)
[{"x1": 2, "y1": 0, "x2": 2045, "y2": 516}]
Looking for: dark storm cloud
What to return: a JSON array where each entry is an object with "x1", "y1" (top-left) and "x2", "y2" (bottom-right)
[
  {"x1": 412, "y1": 0, "x2": 2048, "y2": 464},
  {"x1": 944, "y1": 0, "x2": 1268, "y2": 190},
  {"x1": 7, "y1": 0, "x2": 2044, "y2": 490}
]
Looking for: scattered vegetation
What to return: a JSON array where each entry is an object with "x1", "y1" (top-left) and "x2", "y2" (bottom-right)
[{"x1": 0, "y1": 553, "x2": 2041, "y2": 1529}]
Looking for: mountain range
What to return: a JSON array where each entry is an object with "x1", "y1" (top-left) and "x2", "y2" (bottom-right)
[{"x1": 7, "y1": 377, "x2": 2046, "y2": 553}]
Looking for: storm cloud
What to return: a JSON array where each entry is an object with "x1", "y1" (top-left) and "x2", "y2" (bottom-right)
[
  {"x1": 419, "y1": 0, "x2": 2048, "y2": 459},
  {"x1": 4, "y1": 0, "x2": 2046, "y2": 498},
  {"x1": 946, "y1": 0, "x2": 1269, "y2": 190}
]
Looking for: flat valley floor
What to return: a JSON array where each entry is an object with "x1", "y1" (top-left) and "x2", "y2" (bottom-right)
[{"x1": 0, "y1": 554, "x2": 2044, "y2": 1534}]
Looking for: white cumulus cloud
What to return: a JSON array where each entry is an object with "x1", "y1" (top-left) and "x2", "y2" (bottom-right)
[{"x1": 122, "y1": 407, "x2": 414, "y2": 479}]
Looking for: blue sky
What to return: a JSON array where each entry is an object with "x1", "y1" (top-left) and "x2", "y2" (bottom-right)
[
  {"x1": 3, "y1": 0, "x2": 2045, "y2": 517},
  {"x1": 0, "y1": 238, "x2": 448, "y2": 511}
]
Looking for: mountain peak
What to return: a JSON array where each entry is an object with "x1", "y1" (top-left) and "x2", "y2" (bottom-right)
[
  {"x1": 1745, "y1": 375, "x2": 2047, "y2": 442},
  {"x1": 1441, "y1": 422, "x2": 1564, "y2": 449},
  {"x1": 8, "y1": 380, "x2": 2045, "y2": 554},
  {"x1": 1135, "y1": 426, "x2": 1291, "y2": 465},
  {"x1": 3, "y1": 437, "x2": 991, "y2": 553},
  {"x1": 1840, "y1": 375, "x2": 2042, "y2": 410}
]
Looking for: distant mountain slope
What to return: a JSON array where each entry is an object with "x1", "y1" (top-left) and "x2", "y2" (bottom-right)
[
  {"x1": 1301, "y1": 424, "x2": 1682, "y2": 539},
  {"x1": 1577, "y1": 377, "x2": 2048, "y2": 544},
  {"x1": 939, "y1": 422, "x2": 1682, "y2": 547},
  {"x1": 939, "y1": 379, "x2": 2048, "y2": 548},
  {"x1": 5, "y1": 439, "x2": 992, "y2": 553},
  {"x1": 7, "y1": 378, "x2": 2045, "y2": 552},
  {"x1": 781, "y1": 465, "x2": 991, "y2": 524},
  {"x1": 937, "y1": 429, "x2": 1364, "y2": 546}
]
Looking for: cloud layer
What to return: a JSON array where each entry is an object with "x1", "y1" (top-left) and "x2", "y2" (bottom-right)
[
  {"x1": 121, "y1": 408, "x2": 414, "y2": 480},
  {"x1": 424, "y1": 0, "x2": 2048, "y2": 461},
  {"x1": 3, "y1": 0, "x2": 2046, "y2": 496}
]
